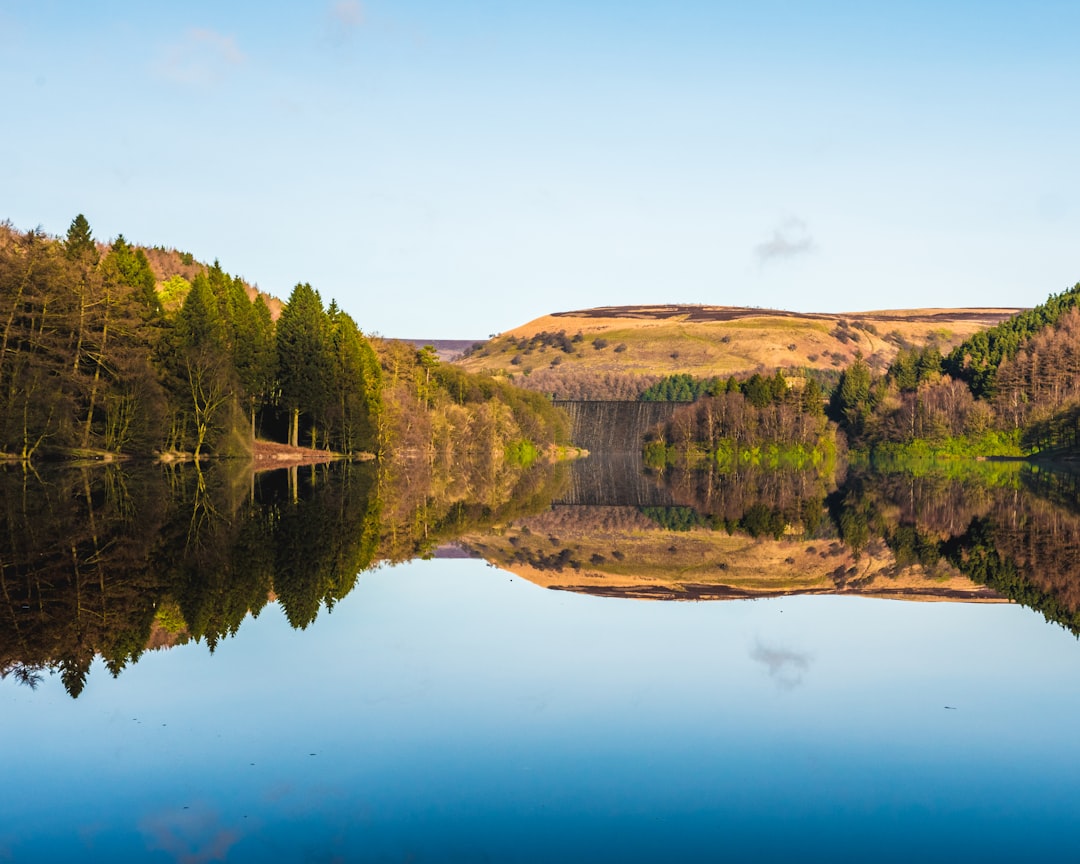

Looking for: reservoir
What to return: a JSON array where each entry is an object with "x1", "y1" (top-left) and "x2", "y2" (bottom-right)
[{"x1": 3, "y1": 457, "x2": 1080, "y2": 862}]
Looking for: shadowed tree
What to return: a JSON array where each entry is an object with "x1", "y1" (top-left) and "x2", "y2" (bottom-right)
[
  {"x1": 277, "y1": 282, "x2": 331, "y2": 447},
  {"x1": 171, "y1": 274, "x2": 235, "y2": 457}
]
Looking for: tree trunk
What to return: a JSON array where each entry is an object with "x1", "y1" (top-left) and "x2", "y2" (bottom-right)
[{"x1": 81, "y1": 283, "x2": 111, "y2": 449}]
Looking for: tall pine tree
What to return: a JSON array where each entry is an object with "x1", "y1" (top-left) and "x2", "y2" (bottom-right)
[{"x1": 276, "y1": 283, "x2": 331, "y2": 447}]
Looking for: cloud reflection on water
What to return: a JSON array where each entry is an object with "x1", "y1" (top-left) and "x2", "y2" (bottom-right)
[{"x1": 750, "y1": 641, "x2": 812, "y2": 690}]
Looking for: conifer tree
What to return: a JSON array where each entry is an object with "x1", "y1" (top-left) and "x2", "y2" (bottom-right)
[
  {"x1": 64, "y1": 214, "x2": 97, "y2": 262},
  {"x1": 173, "y1": 274, "x2": 233, "y2": 457},
  {"x1": 277, "y1": 282, "x2": 331, "y2": 447}
]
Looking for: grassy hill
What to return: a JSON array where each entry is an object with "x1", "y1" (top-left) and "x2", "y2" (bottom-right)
[{"x1": 456, "y1": 304, "x2": 1021, "y2": 396}]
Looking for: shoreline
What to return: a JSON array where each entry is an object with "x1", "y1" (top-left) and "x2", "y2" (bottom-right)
[{"x1": 1, "y1": 440, "x2": 376, "y2": 470}]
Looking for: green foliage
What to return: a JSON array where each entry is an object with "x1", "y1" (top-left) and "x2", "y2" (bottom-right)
[
  {"x1": 103, "y1": 235, "x2": 160, "y2": 319},
  {"x1": 705, "y1": 437, "x2": 835, "y2": 475},
  {"x1": 830, "y1": 356, "x2": 873, "y2": 435},
  {"x1": 640, "y1": 373, "x2": 710, "y2": 402},
  {"x1": 640, "y1": 506, "x2": 710, "y2": 532},
  {"x1": 743, "y1": 371, "x2": 787, "y2": 408},
  {"x1": 64, "y1": 213, "x2": 97, "y2": 261},
  {"x1": 801, "y1": 378, "x2": 824, "y2": 415},
  {"x1": 865, "y1": 430, "x2": 1024, "y2": 462},
  {"x1": 157, "y1": 274, "x2": 191, "y2": 309},
  {"x1": 739, "y1": 503, "x2": 788, "y2": 540},
  {"x1": 505, "y1": 439, "x2": 539, "y2": 466},
  {"x1": 277, "y1": 283, "x2": 333, "y2": 446},
  {"x1": 0, "y1": 219, "x2": 384, "y2": 460},
  {"x1": 154, "y1": 601, "x2": 189, "y2": 636},
  {"x1": 644, "y1": 440, "x2": 677, "y2": 469},
  {"x1": 641, "y1": 371, "x2": 793, "y2": 406},
  {"x1": 176, "y1": 274, "x2": 226, "y2": 349},
  {"x1": 651, "y1": 385, "x2": 835, "y2": 473},
  {"x1": 428, "y1": 362, "x2": 569, "y2": 448},
  {"x1": 1021, "y1": 402, "x2": 1080, "y2": 456},
  {"x1": 887, "y1": 345, "x2": 942, "y2": 391}
]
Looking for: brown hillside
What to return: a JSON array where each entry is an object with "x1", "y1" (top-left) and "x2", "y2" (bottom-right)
[{"x1": 457, "y1": 304, "x2": 1022, "y2": 395}]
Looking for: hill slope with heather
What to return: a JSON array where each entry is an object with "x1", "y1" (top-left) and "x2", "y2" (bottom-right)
[{"x1": 456, "y1": 304, "x2": 1021, "y2": 398}]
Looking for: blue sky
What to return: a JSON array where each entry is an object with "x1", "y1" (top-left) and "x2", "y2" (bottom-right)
[{"x1": 2, "y1": 1, "x2": 1078, "y2": 337}]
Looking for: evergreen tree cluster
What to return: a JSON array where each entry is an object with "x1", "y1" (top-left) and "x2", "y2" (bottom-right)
[
  {"x1": 0, "y1": 216, "x2": 380, "y2": 459},
  {"x1": 945, "y1": 282, "x2": 1080, "y2": 398},
  {"x1": 640, "y1": 370, "x2": 798, "y2": 407},
  {"x1": 831, "y1": 284, "x2": 1080, "y2": 454}
]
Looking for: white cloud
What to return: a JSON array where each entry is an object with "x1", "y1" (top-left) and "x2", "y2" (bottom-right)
[
  {"x1": 755, "y1": 217, "x2": 816, "y2": 264},
  {"x1": 329, "y1": 1, "x2": 364, "y2": 32},
  {"x1": 158, "y1": 28, "x2": 246, "y2": 86}
]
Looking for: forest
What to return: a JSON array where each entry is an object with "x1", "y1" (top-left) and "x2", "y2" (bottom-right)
[
  {"x1": 0, "y1": 217, "x2": 565, "y2": 465},
  {"x1": 643, "y1": 368, "x2": 835, "y2": 472},
  {"x1": 829, "y1": 283, "x2": 1080, "y2": 456},
  {"x1": 642, "y1": 280, "x2": 1080, "y2": 461}
]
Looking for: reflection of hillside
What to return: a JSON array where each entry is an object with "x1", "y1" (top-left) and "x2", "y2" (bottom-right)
[{"x1": 458, "y1": 504, "x2": 1000, "y2": 603}]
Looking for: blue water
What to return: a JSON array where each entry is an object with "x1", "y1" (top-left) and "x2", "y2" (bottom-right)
[{"x1": 5, "y1": 557, "x2": 1080, "y2": 862}]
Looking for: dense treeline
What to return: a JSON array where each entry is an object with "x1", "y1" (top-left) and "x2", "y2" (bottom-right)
[
  {"x1": 645, "y1": 373, "x2": 834, "y2": 470},
  {"x1": 830, "y1": 353, "x2": 999, "y2": 447},
  {"x1": 945, "y1": 282, "x2": 1080, "y2": 398},
  {"x1": 0, "y1": 217, "x2": 380, "y2": 459},
  {"x1": 826, "y1": 282, "x2": 1080, "y2": 456},
  {"x1": 640, "y1": 370, "x2": 824, "y2": 407},
  {"x1": 374, "y1": 338, "x2": 568, "y2": 468}
]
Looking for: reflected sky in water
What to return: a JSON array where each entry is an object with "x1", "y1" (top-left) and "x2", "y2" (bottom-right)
[{"x1": 5, "y1": 557, "x2": 1080, "y2": 862}]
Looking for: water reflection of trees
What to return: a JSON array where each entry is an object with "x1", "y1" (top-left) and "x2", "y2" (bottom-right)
[
  {"x1": 8, "y1": 454, "x2": 1080, "y2": 697},
  {"x1": 0, "y1": 462, "x2": 381, "y2": 697},
  {"x1": 651, "y1": 463, "x2": 836, "y2": 540},
  {"x1": 0, "y1": 455, "x2": 564, "y2": 698},
  {"x1": 835, "y1": 465, "x2": 1080, "y2": 634},
  {"x1": 374, "y1": 453, "x2": 568, "y2": 564}
]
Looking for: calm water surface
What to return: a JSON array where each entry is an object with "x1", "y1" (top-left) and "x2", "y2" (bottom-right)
[{"x1": 4, "y1": 460, "x2": 1080, "y2": 861}]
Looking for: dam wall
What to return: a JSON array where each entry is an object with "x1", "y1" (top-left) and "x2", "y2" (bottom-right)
[
  {"x1": 552, "y1": 400, "x2": 681, "y2": 507},
  {"x1": 553, "y1": 400, "x2": 680, "y2": 454}
]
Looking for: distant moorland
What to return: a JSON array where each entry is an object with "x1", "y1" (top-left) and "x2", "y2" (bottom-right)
[{"x1": 456, "y1": 304, "x2": 1021, "y2": 398}]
